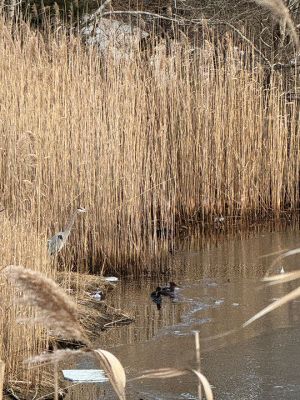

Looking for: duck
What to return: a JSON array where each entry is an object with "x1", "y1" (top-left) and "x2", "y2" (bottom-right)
[
  {"x1": 150, "y1": 287, "x2": 162, "y2": 310},
  {"x1": 90, "y1": 290, "x2": 105, "y2": 301},
  {"x1": 160, "y1": 282, "x2": 178, "y2": 297}
]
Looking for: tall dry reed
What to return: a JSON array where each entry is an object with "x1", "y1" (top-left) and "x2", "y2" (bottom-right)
[
  {"x1": 0, "y1": 360, "x2": 4, "y2": 400},
  {"x1": 0, "y1": 19, "x2": 299, "y2": 275}
]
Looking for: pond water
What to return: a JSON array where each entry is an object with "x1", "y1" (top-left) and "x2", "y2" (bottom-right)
[{"x1": 70, "y1": 222, "x2": 300, "y2": 399}]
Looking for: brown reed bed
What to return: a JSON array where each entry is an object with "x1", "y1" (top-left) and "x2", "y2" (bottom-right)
[{"x1": 0, "y1": 18, "x2": 299, "y2": 276}]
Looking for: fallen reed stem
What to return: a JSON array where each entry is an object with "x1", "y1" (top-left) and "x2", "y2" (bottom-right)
[{"x1": 194, "y1": 331, "x2": 202, "y2": 400}]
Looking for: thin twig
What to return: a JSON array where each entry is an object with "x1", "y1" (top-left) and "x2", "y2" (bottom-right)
[
  {"x1": 34, "y1": 382, "x2": 81, "y2": 400},
  {"x1": 92, "y1": 10, "x2": 273, "y2": 67},
  {"x1": 103, "y1": 317, "x2": 132, "y2": 328},
  {"x1": 54, "y1": 361, "x2": 58, "y2": 400},
  {"x1": 89, "y1": 0, "x2": 111, "y2": 21},
  {"x1": 211, "y1": 19, "x2": 272, "y2": 67},
  {"x1": 94, "y1": 0, "x2": 112, "y2": 17},
  {"x1": 100, "y1": 10, "x2": 189, "y2": 24},
  {"x1": 110, "y1": 177, "x2": 175, "y2": 214}
]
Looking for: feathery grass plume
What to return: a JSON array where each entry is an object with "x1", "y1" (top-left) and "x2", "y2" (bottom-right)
[
  {"x1": 28, "y1": 348, "x2": 126, "y2": 400},
  {"x1": 93, "y1": 349, "x2": 126, "y2": 400},
  {"x1": 267, "y1": 248, "x2": 300, "y2": 275},
  {"x1": 0, "y1": 360, "x2": 4, "y2": 400},
  {"x1": 259, "y1": 249, "x2": 288, "y2": 259},
  {"x1": 253, "y1": 0, "x2": 299, "y2": 51},
  {"x1": 243, "y1": 286, "x2": 300, "y2": 327},
  {"x1": 244, "y1": 244, "x2": 300, "y2": 326},
  {"x1": 131, "y1": 368, "x2": 188, "y2": 380},
  {"x1": 26, "y1": 349, "x2": 85, "y2": 366},
  {"x1": 202, "y1": 328, "x2": 239, "y2": 343},
  {"x1": 263, "y1": 270, "x2": 300, "y2": 285},
  {"x1": 2, "y1": 265, "x2": 90, "y2": 345}
]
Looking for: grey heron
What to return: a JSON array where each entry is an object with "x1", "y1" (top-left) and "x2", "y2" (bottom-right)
[{"x1": 48, "y1": 207, "x2": 86, "y2": 256}]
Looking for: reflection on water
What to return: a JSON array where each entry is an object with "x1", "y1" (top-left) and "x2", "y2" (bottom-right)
[{"x1": 68, "y1": 223, "x2": 300, "y2": 399}]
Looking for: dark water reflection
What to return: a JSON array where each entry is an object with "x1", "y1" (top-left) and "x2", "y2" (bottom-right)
[{"x1": 70, "y1": 222, "x2": 300, "y2": 399}]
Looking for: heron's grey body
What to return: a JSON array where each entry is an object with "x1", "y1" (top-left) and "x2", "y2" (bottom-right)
[
  {"x1": 48, "y1": 207, "x2": 86, "y2": 256},
  {"x1": 48, "y1": 232, "x2": 65, "y2": 256}
]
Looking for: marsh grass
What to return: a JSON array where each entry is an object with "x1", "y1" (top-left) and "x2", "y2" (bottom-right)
[
  {"x1": 0, "y1": 215, "x2": 50, "y2": 395},
  {"x1": 3, "y1": 265, "x2": 90, "y2": 345},
  {"x1": 1, "y1": 9, "x2": 300, "y2": 397},
  {"x1": 3, "y1": 266, "x2": 127, "y2": 399},
  {"x1": 1, "y1": 265, "x2": 87, "y2": 398},
  {"x1": 0, "y1": 17, "x2": 299, "y2": 277}
]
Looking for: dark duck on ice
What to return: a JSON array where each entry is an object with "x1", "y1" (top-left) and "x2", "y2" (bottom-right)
[
  {"x1": 160, "y1": 282, "x2": 178, "y2": 298},
  {"x1": 150, "y1": 282, "x2": 179, "y2": 309},
  {"x1": 150, "y1": 287, "x2": 162, "y2": 310}
]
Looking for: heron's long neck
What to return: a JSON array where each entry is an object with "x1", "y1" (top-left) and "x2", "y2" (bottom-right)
[{"x1": 63, "y1": 211, "x2": 78, "y2": 237}]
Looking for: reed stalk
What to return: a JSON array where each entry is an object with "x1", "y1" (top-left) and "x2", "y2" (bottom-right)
[
  {"x1": 54, "y1": 360, "x2": 58, "y2": 400},
  {"x1": 0, "y1": 360, "x2": 4, "y2": 400},
  {"x1": 194, "y1": 331, "x2": 202, "y2": 400}
]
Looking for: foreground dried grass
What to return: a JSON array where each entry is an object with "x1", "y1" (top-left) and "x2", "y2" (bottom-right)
[
  {"x1": 132, "y1": 368, "x2": 213, "y2": 400},
  {"x1": 244, "y1": 249, "x2": 300, "y2": 327},
  {"x1": 3, "y1": 265, "x2": 127, "y2": 399},
  {"x1": 3, "y1": 265, "x2": 90, "y2": 345},
  {"x1": 0, "y1": 214, "x2": 50, "y2": 396}
]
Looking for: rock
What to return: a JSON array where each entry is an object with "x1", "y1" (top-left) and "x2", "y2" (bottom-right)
[{"x1": 81, "y1": 17, "x2": 149, "y2": 58}]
